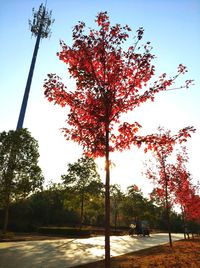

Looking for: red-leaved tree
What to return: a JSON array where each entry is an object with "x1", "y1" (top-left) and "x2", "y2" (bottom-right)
[
  {"x1": 43, "y1": 12, "x2": 193, "y2": 266},
  {"x1": 142, "y1": 127, "x2": 195, "y2": 246},
  {"x1": 170, "y1": 149, "x2": 200, "y2": 235}
]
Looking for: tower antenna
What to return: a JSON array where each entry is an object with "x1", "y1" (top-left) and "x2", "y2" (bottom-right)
[{"x1": 16, "y1": 3, "x2": 54, "y2": 129}]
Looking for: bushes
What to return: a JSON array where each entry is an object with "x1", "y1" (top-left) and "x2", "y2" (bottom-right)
[
  {"x1": 37, "y1": 226, "x2": 126, "y2": 237},
  {"x1": 38, "y1": 227, "x2": 91, "y2": 237},
  {"x1": 0, "y1": 231, "x2": 15, "y2": 240}
]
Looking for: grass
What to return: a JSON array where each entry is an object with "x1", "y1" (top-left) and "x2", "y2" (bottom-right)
[{"x1": 76, "y1": 237, "x2": 200, "y2": 268}]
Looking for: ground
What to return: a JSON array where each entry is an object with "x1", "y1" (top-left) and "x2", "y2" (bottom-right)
[
  {"x1": 76, "y1": 237, "x2": 200, "y2": 268},
  {"x1": 0, "y1": 233, "x2": 199, "y2": 267}
]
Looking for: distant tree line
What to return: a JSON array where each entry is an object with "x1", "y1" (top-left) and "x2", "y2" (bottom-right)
[
  {"x1": 0, "y1": 129, "x2": 199, "y2": 235},
  {"x1": 0, "y1": 179, "x2": 192, "y2": 233}
]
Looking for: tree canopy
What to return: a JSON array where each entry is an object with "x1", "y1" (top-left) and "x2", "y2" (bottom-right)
[
  {"x1": 44, "y1": 12, "x2": 192, "y2": 158},
  {"x1": 0, "y1": 128, "x2": 44, "y2": 232},
  {"x1": 62, "y1": 156, "x2": 102, "y2": 225}
]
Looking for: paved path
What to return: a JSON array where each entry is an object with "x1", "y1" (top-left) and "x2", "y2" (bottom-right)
[{"x1": 0, "y1": 233, "x2": 184, "y2": 268}]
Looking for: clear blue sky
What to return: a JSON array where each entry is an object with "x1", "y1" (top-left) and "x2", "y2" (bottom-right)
[{"x1": 0, "y1": 0, "x2": 199, "y2": 194}]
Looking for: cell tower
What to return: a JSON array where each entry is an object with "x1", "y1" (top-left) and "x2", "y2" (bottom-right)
[{"x1": 16, "y1": 3, "x2": 54, "y2": 130}]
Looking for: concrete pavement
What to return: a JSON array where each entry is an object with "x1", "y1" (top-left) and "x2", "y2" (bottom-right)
[{"x1": 0, "y1": 233, "x2": 184, "y2": 268}]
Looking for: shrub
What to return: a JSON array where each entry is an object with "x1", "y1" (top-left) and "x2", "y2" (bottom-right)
[
  {"x1": 0, "y1": 232, "x2": 15, "y2": 240},
  {"x1": 37, "y1": 227, "x2": 91, "y2": 237}
]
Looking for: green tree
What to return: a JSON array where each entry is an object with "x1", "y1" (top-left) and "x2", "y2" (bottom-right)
[
  {"x1": 121, "y1": 185, "x2": 146, "y2": 224},
  {"x1": 110, "y1": 184, "x2": 124, "y2": 230},
  {"x1": 0, "y1": 129, "x2": 44, "y2": 233},
  {"x1": 28, "y1": 182, "x2": 79, "y2": 226},
  {"x1": 120, "y1": 185, "x2": 164, "y2": 231},
  {"x1": 62, "y1": 156, "x2": 102, "y2": 226}
]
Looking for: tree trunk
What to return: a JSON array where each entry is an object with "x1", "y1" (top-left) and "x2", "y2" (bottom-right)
[
  {"x1": 114, "y1": 202, "x2": 118, "y2": 232},
  {"x1": 80, "y1": 191, "x2": 84, "y2": 227},
  {"x1": 105, "y1": 128, "x2": 110, "y2": 268},
  {"x1": 3, "y1": 194, "x2": 10, "y2": 233},
  {"x1": 181, "y1": 206, "x2": 186, "y2": 240},
  {"x1": 114, "y1": 211, "x2": 117, "y2": 232},
  {"x1": 165, "y1": 177, "x2": 172, "y2": 247},
  {"x1": 160, "y1": 155, "x2": 173, "y2": 248},
  {"x1": 3, "y1": 146, "x2": 16, "y2": 234}
]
